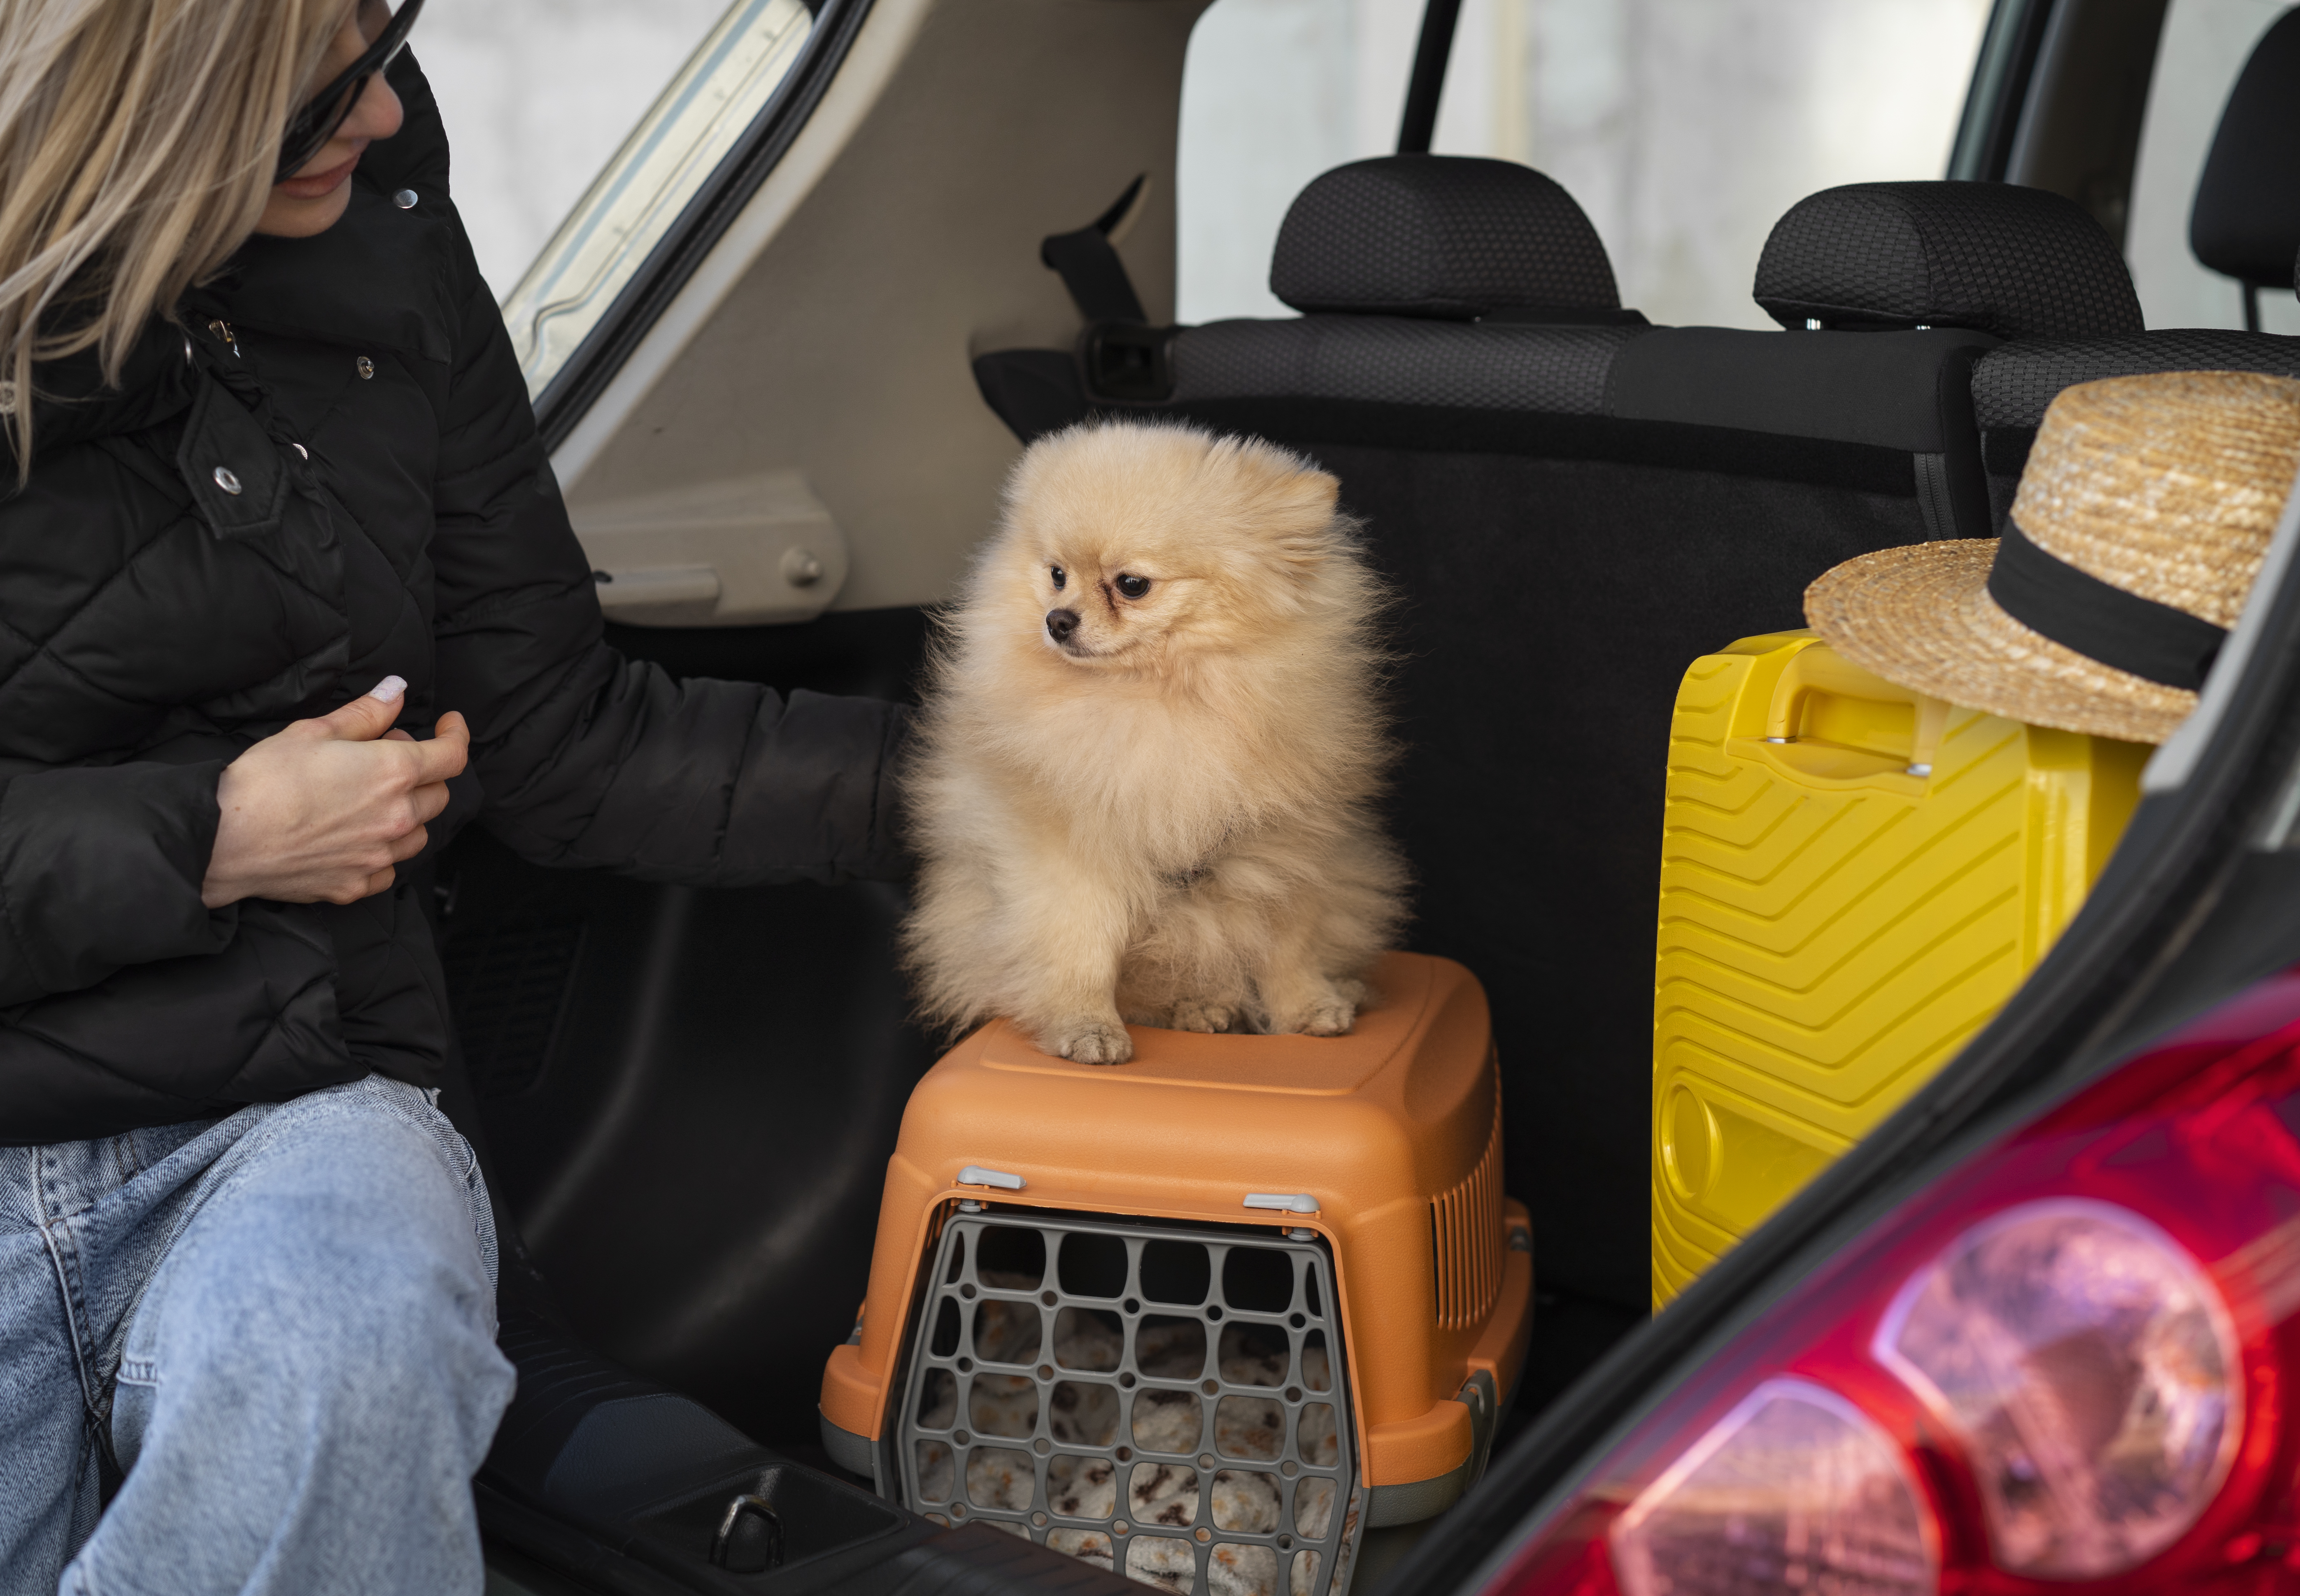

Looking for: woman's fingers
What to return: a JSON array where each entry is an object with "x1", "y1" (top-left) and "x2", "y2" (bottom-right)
[
  {"x1": 312, "y1": 675, "x2": 409, "y2": 742},
  {"x1": 205, "y1": 686, "x2": 467, "y2": 909},
  {"x1": 417, "y1": 711, "x2": 470, "y2": 781},
  {"x1": 368, "y1": 710, "x2": 467, "y2": 792}
]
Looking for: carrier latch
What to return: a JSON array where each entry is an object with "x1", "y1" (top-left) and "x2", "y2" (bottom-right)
[{"x1": 1459, "y1": 1368, "x2": 1500, "y2": 1489}]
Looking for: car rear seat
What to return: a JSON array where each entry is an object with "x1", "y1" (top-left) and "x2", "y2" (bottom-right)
[
  {"x1": 970, "y1": 159, "x2": 2156, "y2": 1309},
  {"x1": 1178, "y1": 176, "x2": 2163, "y2": 540},
  {"x1": 1973, "y1": 328, "x2": 2300, "y2": 524},
  {"x1": 1163, "y1": 173, "x2": 2144, "y2": 553},
  {"x1": 1129, "y1": 162, "x2": 2135, "y2": 1309},
  {"x1": 1165, "y1": 153, "x2": 1648, "y2": 415}
]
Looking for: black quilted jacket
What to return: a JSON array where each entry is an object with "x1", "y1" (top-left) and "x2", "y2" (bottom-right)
[{"x1": 0, "y1": 61, "x2": 908, "y2": 1144}]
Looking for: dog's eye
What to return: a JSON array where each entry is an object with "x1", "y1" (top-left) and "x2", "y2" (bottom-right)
[
  {"x1": 1050, "y1": 565, "x2": 1066, "y2": 591},
  {"x1": 1115, "y1": 574, "x2": 1151, "y2": 599}
]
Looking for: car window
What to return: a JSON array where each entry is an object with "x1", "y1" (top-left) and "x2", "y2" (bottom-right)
[
  {"x1": 423, "y1": 0, "x2": 732, "y2": 298},
  {"x1": 426, "y1": 0, "x2": 815, "y2": 399},
  {"x1": 2127, "y1": 0, "x2": 2297, "y2": 333},
  {"x1": 1175, "y1": 0, "x2": 1991, "y2": 330}
]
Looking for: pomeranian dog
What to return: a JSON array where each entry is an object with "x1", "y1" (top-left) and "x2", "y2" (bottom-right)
[{"x1": 901, "y1": 419, "x2": 1407, "y2": 1066}]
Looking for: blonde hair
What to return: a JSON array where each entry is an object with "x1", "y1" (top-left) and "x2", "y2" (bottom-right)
[{"x1": 0, "y1": 0, "x2": 343, "y2": 468}]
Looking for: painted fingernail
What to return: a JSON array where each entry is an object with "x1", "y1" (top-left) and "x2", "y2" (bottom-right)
[{"x1": 368, "y1": 675, "x2": 407, "y2": 704}]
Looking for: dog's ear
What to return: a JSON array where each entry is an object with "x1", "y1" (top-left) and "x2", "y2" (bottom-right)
[
  {"x1": 1268, "y1": 467, "x2": 1340, "y2": 577},
  {"x1": 1224, "y1": 442, "x2": 1339, "y2": 576}
]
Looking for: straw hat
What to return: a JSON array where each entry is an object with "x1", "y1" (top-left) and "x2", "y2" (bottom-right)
[{"x1": 1804, "y1": 370, "x2": 2300, "y2": 744}]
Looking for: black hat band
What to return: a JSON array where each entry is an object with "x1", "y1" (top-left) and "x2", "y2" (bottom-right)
[{"x1": 1984, "y1": 519, "x2": 2227, "y2": 692}]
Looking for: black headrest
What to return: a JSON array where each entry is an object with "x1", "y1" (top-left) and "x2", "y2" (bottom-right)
[
  {"x1": 1270, "y1": 155, "x2": 1620, "y2": 320},
  {"x1": 2193, "y1": 9, "x2": 2300, "y2": 288},
  {"x1": 1753, "y1": 181, "x2": 2142, "y2": 339}
]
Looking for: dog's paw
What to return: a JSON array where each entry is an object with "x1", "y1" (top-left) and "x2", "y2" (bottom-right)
[
  {"x1": 1044, "y1": 1017, "x2": 1134, "y2": 1065},
  {"x1": 1272, "y1": 989, "x2": 1357, "y2": 1037},
  {"x1": 1169, "y1": 998, "x2": 1238, "y2": 1034}
]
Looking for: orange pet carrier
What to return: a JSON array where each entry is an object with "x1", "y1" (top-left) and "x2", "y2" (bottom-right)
[{"x1": 818, "y1": 952, "x2": 1530, "y2": 1596}]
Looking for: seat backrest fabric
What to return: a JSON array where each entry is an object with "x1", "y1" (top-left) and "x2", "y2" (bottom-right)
[
  {"x1": 1973, "y1": 330, "x2": 2300, "y2": 430},
  {"x1": 1271, "y1": 154, "x2": 1620, "y2": 319},
  {"x1": 1171, "y1": 319, "x2": 1641, "y2": 412},
  {"x1": 1754, "y1": 181, "x2": 2143, "y2": 338},
  {"x1": 1148, "y1": 340, "x2": 1996, "y2": 1312},
  {"x1": 1168, "y1": 320, "x2": 1995, "y2": 537},
  {"x1": 1608, "y1": 328, "x2": 1994, "y2": 454},
  {"x1": 1141, "y1": 399, "x2": 1935, "y2": 1310},
  {"x1": 1969, "y1": 328, "x2": 2300, "y2": 528},
  {"x1": 2192, "y1": 9, "x2": 2300, "y2": 288}
]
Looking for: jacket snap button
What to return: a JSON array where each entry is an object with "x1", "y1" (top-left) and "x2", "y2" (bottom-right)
[
  {"x1": 212, "y1": 465, "x2": 242, "y2": 495},
  {"x1": 356, "y1": 356, "x2": 375, "y2": 380},
  {"x1": 393, "y1": 188, "x2": 417, "y2": 210}
]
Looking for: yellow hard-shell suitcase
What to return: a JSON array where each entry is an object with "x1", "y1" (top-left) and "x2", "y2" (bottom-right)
[{"x1": 1651, "y1": 630, "x2": 2148, "y2": 1306}]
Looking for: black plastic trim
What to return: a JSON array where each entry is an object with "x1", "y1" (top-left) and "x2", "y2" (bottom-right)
[{"x1": 1948, "y1": 0, "x2": 2057, "y2": 181}]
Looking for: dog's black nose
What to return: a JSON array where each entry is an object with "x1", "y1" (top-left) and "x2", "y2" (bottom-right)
[{"x1": 1045, "y1": 608, "x2": 1080, "y2": 643}]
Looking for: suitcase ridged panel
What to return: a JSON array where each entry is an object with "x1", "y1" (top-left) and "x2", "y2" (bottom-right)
[{"x1": 1651, "y1": 634, "x2": 2145, "y2": 1306}]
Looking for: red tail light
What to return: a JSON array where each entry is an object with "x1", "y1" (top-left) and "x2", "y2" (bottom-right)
[{"x1": 1485, "y1": 972, "x2": 2300, "y2": 1596}]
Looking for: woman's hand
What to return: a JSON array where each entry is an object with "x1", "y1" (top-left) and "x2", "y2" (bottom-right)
[{"x1": 202, "y1": 676, "x2": 470, "y2": 908}]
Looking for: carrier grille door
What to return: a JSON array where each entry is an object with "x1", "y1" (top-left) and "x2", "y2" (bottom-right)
[{"x1": 896, "y1": 1213, "x2": 1364, "y2": 1595}]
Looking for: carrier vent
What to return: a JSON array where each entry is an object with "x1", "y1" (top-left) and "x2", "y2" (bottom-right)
[
  {"x1": 1431, "y1": 1078, "x2": 1505, "y2": 1330},
  {"x1": 897, "y1": 1213, "x2": 1363, "y2": 1595}
]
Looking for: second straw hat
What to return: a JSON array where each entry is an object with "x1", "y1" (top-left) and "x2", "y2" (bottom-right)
[{"x1": 1804, "y1": 370, "x2": 2300, "y2": 744}]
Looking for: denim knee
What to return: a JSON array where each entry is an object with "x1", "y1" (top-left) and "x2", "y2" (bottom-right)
[
  {"x1": 72, "y1": 1082, "x2": 512, "y2": 1596},
  {"x1": 119, "y1": 1089, "x2": 505, "y2": 1456}
]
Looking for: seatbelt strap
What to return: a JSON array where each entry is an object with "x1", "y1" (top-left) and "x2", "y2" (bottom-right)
[{"x1": 1041, "y1": 174, "x2": 1148, "y2": 326}]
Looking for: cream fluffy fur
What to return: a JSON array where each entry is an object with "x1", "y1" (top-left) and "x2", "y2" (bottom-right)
[{"x1": 901, "y1": 420, "x2": 1408, "y2": 1066}]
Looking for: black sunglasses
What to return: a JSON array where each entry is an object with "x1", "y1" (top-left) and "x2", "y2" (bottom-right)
[{"x1": 275, "y1": 0, "x2": 426, "y2": 180}]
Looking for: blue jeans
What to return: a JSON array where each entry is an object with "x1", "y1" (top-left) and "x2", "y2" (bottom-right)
[{"x1": 0, "y1": 1076, "x2": 516, "y2": 1595}]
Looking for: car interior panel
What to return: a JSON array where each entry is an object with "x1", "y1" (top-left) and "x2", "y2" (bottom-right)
[
  {"x1": 1983, "y1": 0, "x2": 2171, "y2": 241},
  {"x1": 425, "y1": 1, "x2": 2300, "y2": 1591},
  {"x1": 976, "y1": 162, "x2": 2177, "y2": 1314},
  {"x1": 548, "y1": 0, "x2": 1211, "y2": 619}
]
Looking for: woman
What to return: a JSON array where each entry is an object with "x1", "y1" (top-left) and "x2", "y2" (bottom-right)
[{"x1": 0, "y1": 0, "x2": 907, "y2": 1590}]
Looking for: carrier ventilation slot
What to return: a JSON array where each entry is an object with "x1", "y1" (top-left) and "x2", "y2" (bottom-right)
[
  {"x1": 1431, "y1": 1078, "x2": 1505, "y2": 1330},
  {"x1": 898, "y1": 1215, "x2": 1364, "y2": 1595}
]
